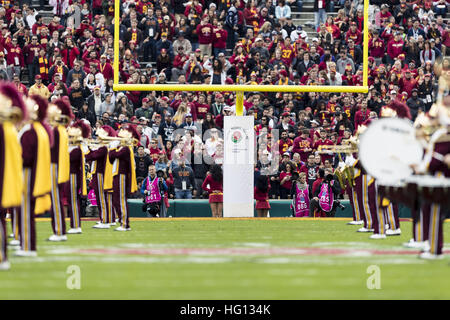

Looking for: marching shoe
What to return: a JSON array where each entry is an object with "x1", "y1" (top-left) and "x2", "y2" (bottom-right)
[
  {"x1": 370, "y1": 234, "x2": 386, "y2": 239},
  {"x1": 9, "y1": 233, "x2": 14, "y2": 238},
  {"x1": 9, "y1": 240, "x2": 20, "y2": 246},
  {"x1": 93, "y1": 223, "x2": 110, "y2": 229},
  {"x1": 357, "y1": 227, "x2": 374, "y2": 233},
  {"x1": 422, "y1": 240, "x2": 430, "y2": 252},
  {"x1": 48, "y1": 234, "x2": 66, "y2": 242},
  {"x1": 419, "y1": 252, "x2": 443, "y2": 260},
  {"x1": 14, "y1": 250, "x2": 37, "y2": 257},
  {"x1": 67, "y1": 228, "x2": 82, "y2": 234},
  {"x1": 0, "y1": 261, "x2": 11, "y2": 271},
  {"x1": 347, "y1": 220, "x2": 363, "y2": 225},
  {"x1": 386, "y1": 228, "x2": 401, "y2": 236},
  {"x1": 109, "y1": 222, "x2": 116, "y2": 226},
  {"x1": 115, "y1": 226, "x2": 131, "y2": 231},
  {"x1": 403, "y1": 239, "x2": 426, "y2": 249}
]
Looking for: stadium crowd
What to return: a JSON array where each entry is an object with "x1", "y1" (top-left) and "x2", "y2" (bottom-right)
[{"x1": 0, "y1": 0, "x2": 448, "y2": 202}]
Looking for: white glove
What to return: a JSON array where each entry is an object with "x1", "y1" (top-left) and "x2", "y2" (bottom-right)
[
  {"x1": 345, "y1": 154, "x2": 356, "y2": 166},
  {"x1": 338, "y1": 161, "x2": 346, "y2": 170},
  {"x1": 110, "y1": 141, "x2": 120, "y2": 149},
  {"x1": 81, "y1": 145, "x2": 89, "y2": 154}
]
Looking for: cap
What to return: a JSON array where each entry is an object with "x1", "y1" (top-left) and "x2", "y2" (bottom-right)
[
  {"x1": 94, "y1": 86, "x2": 101, "y2": 90},
  {"x1": 177, "y1": 31, "x2": 185, "y2": 37},
  {"x1": 139, "y1": 116, "x2": 147, "y2": 121},
  {"x1": 195, "y1": 48, "x2": 201, "y2": 53},
  {"x1": 282, "y1": 112, "x2": 290, "y2": 117},
  {"x1": 100, "y1": 54, "x2": 106, "y2": 58},
  {"x1": 35, "y1": 74, "x2": 42, "y2": 80},
  {"x1": 412, "y1": 88, "x2": 418, "y2": 92},
  {"x1": 280, "y1": 70, "x2": 288, "y2": 77},
  {"x1": 215, "y1": 93, "x2": 223, "y2": 99},
  {"x1": 282, "y1": 152, "x2": 290, "y2": 157},
  {"x1": 161, "y1": 32, "x2": 168, "y2": 37},
  {"x1": 351, "y1": 21, "x2": 356, "y2": 26},
  {"x1": 297, "y1": 25, "x2": 302, "y2": 31},
  {"x1": 390, "y1": 90, "x2": 397, "y2": 94},
  {"x1": 146, "y1": 63, "x2": 152, "y2": 68},
  {"x1": 185, "y1": 113, "x2": 192, "y2": 117},
  {"x1": 255, "y1": 37, "x2": 263, "y2": 42},
  {"x1": 218, "y1": 52, "x2": 225, "y2": 57},
  {"x1": 161, "y1": 96, "x2": 169, "y2": 101},
  {"x1": 312, "y1": 37, "x2": 319, "y2": 42},
  {"x1": 154, "y1": 113, "x2": 161, "y2": 118},
  {"x1": 142, "y1": 97, "x2": 149, "y2": 103}
]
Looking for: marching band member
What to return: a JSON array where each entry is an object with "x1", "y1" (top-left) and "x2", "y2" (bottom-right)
[
  {"x1": 15, "y1": 94, "x2": 52, "y2": 256},
  {"x1": 109, "y1": 124, "x2": 139, "y2": 231},
  {"x1": 47, "y1": 98, "x2": 73, "y2": 242},
  {"x1": 343, "y1": 154, "x2": 363, "y2": 225},
  {"x1": 0, "y1": 83, "x2": 26, "y2": 270},
  {"x1": 86, "y1": 125, "x2": 116, "y2": 229},
  {"x1": 413, "y1": 93, "x2": 449, "y2": 259},
  {"x1": 65, "y1": 120, "x2": 91, "y2": 234},
  {"x1": 352, "y1": 158, "x2": 373, "y2": 233}
]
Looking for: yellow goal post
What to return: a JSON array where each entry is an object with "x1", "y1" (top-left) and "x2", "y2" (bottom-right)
[{"x1": 113, "y1": 0, "x2": 370, "y2": 115}]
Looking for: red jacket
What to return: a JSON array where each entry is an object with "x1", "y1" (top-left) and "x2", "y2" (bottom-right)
[
  {"x1": 61, "y1": 46, "x2": 80, "y2": 69},
  {"x1": 98, "y1": 62, "x2": 113, "y2": 80},
  {"x1": 387, "y1": 39, "x2": 404, "y2": 59}
]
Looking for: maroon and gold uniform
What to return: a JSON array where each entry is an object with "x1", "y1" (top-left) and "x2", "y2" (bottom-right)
[
  {"x1": 65, "y1": 120, "x2": 91, "y2": 232},
  {"x1": 16, "y1": 94, "x2": 52, "y2": 255},
  {"x1": 48, "y1": 99, "x2": 72, "y2": 240},
  {"x1": 109, "y1": 124, "x2": 139, "y2": 231},
  {"x1": 0, "y1": 83, "x2": 27, "y2": 267}
]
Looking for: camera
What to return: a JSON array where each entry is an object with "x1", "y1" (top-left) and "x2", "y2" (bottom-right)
[
  {"x1": 142, "y1": 201, "x2": 160, "y2": 217},
  {"x1": 336, "y1": 200, "x2": 345, "y2": 210},
  {"x1": 156, "y1": 169, "x2": 165, "y2": 178}
]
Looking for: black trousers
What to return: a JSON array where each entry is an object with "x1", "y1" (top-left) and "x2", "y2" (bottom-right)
[{"x1": 309, "y1": 199, "x2": 339, "y2": 217}]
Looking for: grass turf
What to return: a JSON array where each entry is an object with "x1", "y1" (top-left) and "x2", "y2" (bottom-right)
[{"x1": 0, "y1": 218, "x2": 449, "y2": 300}]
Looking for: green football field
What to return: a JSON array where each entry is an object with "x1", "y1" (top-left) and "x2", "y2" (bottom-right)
[{"x1": 1, "y1": 218, "x2": 449, "y2": 300}]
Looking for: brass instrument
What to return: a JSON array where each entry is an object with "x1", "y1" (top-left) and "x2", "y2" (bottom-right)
[
  {"x1": 317, "y1": 139, "x2": 358, "y2": 187},
  {"x1": 47, "y1": 104, "x2": 71, "y2": 127},
  {"x1": 97, "y1": 135, "x2": 140, "y2": 147},
  {"x1": 0, "y1": 107, "x2": 23, "y2": 124}
]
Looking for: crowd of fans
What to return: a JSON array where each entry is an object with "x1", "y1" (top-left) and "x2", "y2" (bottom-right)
[{"x1": 0, "y1": 0, "x2": 448, "y2": 200}]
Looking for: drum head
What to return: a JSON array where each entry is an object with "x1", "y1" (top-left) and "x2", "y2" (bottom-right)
[{"x1": 359, "y1": 118, "x2": 423, "y2": 184}]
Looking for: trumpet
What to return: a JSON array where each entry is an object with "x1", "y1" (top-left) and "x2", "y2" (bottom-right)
[
  {"x1": 317, "y1": 144, "x2": 358, "y2": 154},
  {"x1": 97, "y1": 136, "x2": 140, "y2": 147},
  {"x1": 0, "y1": 107, "x2": 23, "y2": 124}
]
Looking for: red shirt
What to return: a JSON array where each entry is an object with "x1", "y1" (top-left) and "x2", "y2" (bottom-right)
[
  {"x1": 279, "y1": 171, "x2": 293, "y2": 190},
  {"x1": 292, "y1": 136, "x2": 313, "y2": 162},
  {"x1": 313, "y1": 139, "x2": 333, "y2": 163},
  {"x1": 196, "y1": 23, "x2": 213, "y2": 44},
  {"x1": 202, "y1": 174, "x2": 223, "y2": 193},
  {"x1": 213, "y1": 28, "x2": 227, "y2": 49}
]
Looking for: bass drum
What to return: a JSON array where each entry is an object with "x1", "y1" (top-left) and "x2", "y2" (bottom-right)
[{"x1": 359, "y1": 118, "x2": 424, "y2": 184}]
